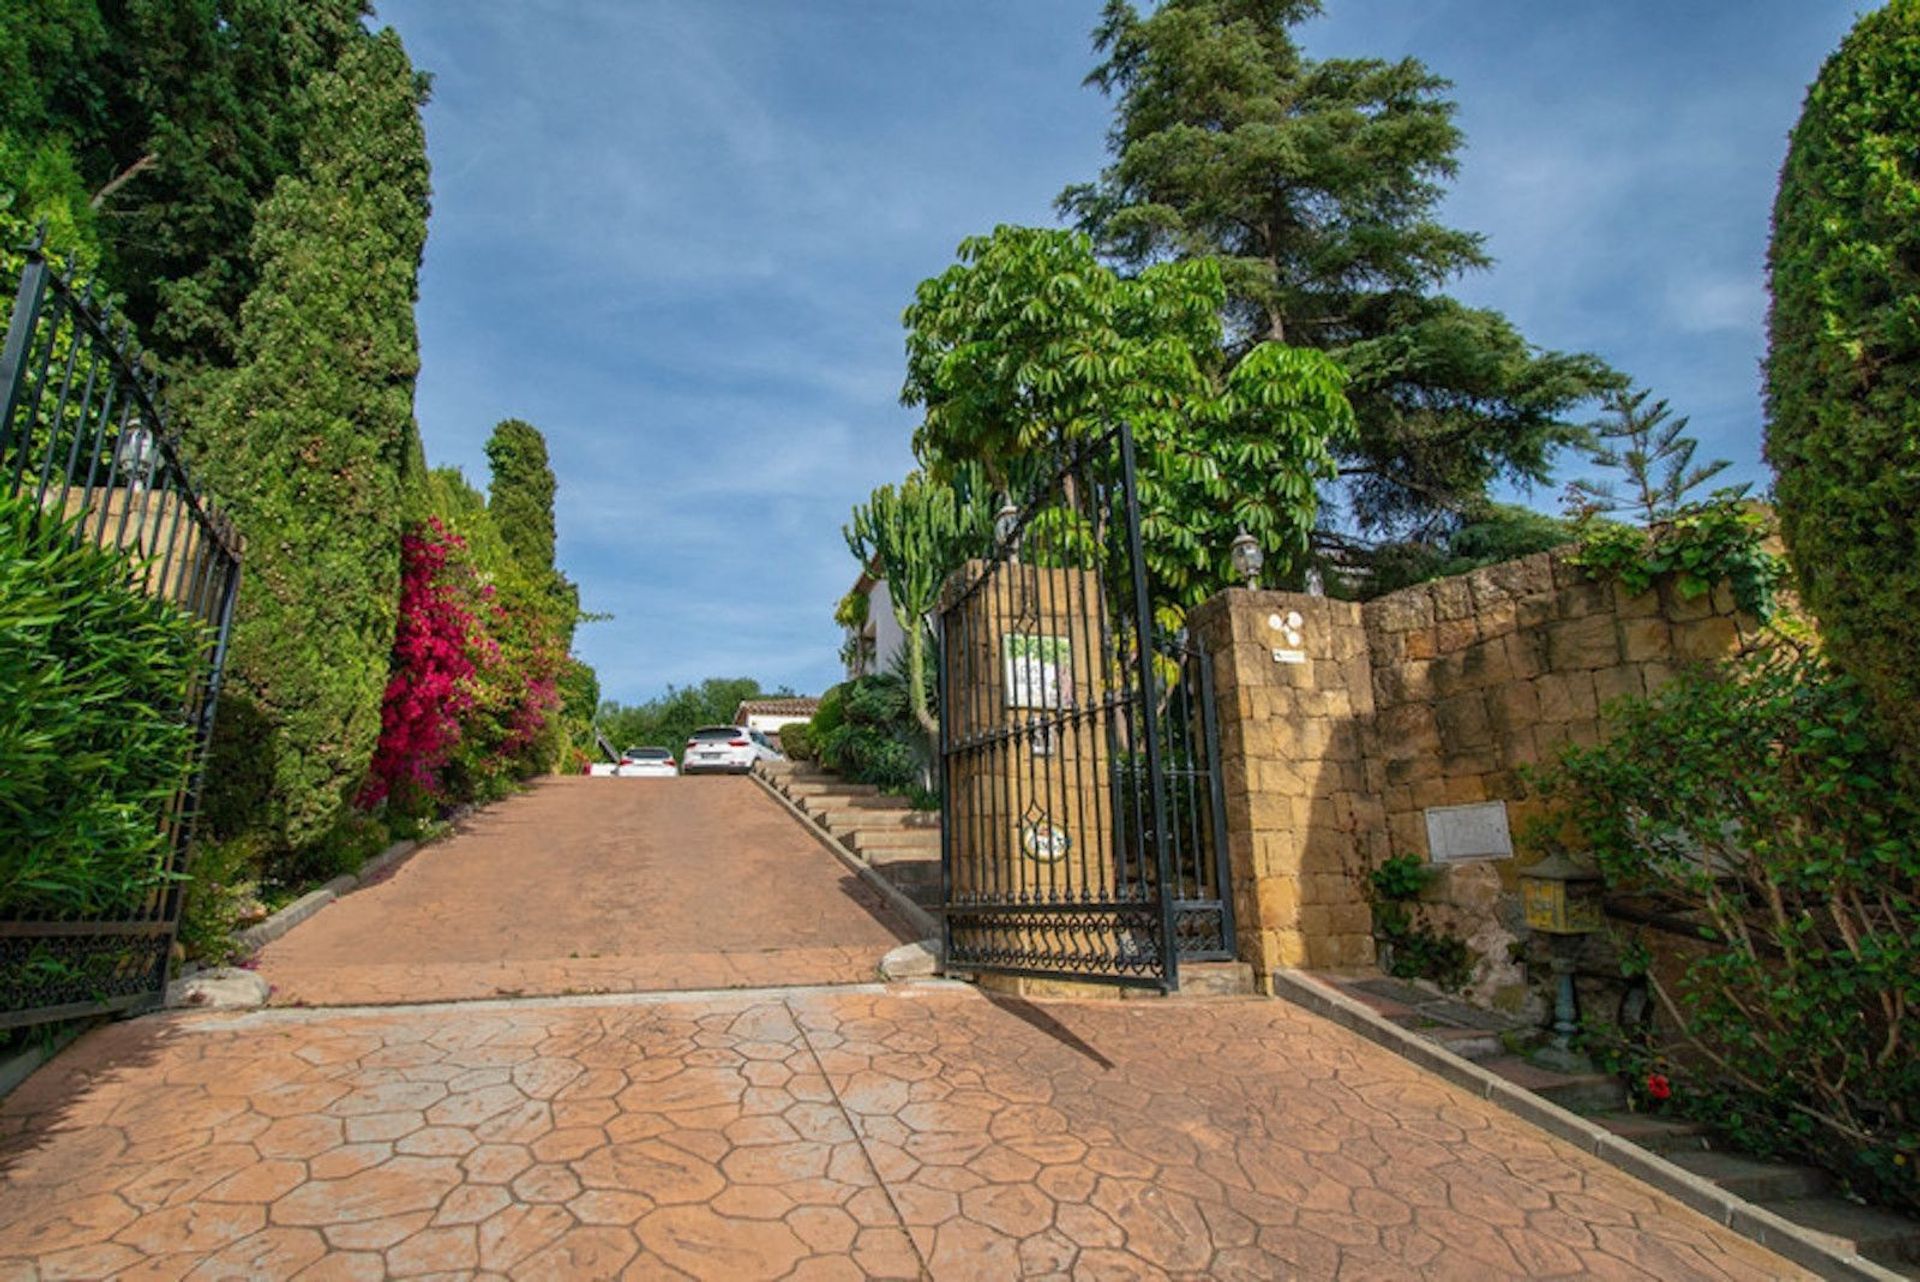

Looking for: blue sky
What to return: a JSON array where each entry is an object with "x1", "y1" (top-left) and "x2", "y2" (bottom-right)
[{"x1": 376, "y1": 0, "x2": 1861, "y2": 705}]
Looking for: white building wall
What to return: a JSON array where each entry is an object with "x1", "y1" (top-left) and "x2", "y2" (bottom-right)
[{"x1": 869, "y1": 579, "x2": 910, "y2": 677}]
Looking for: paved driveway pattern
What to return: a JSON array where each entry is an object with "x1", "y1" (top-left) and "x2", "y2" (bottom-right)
[
  {"x1": 257, "y1": 778, "x2": 911, "y2": 1005},
  {"x1": 0, "y1": 986, "x2": 1805, "y2": 1280}
]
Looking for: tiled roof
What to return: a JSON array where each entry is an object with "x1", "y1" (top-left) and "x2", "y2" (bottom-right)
[{"x1": 733, "y1": 697, "x2": 821, "y2": 719}]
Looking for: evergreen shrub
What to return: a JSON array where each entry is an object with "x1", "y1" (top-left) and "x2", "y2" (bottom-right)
[{"x1": 1766, "y1": 0, "x2": 1920, "y2": 760}]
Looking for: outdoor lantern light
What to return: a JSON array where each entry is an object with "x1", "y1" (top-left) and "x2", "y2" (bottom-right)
[
  {"x1": 1521, "y1": 849, "x2": 1605, "y2": 935},
  {"x1": 1522, "y1": 848, "x2": 1606, "y2": 1072},
  {"x1": 995, "y1": 500, "x2": 1021, "y2": 561},
  {"x1": 1229, "y1": 528, "x2": 1263, "y2": 589}
]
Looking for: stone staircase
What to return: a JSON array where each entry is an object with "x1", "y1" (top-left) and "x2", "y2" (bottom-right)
[
  {"x1": 755, "y1": 761, "x2": 942, "y2": 914},
  {"x1": 1320, "y1": 972, "x2": 1920, "y2": 1277}
]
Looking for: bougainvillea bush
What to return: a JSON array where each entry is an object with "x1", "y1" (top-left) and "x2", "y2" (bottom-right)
[{"x1": 361, "y1": 519, "x2": 482, "y2": 812}]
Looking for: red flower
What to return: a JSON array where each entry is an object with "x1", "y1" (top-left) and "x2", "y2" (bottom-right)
[{"x1": 1645, "y1": 1073, "x2": 1672, "y2": 1101}]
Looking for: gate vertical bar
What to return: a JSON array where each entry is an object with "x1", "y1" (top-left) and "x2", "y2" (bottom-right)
[
  {"x1": 937, "y1": 595, "x2": 955, "y2": 970},
  {"x1": 1117, "y1": 421, "x2": 1179, "y2": 992},
  {"x1": 0, "y1": 243, "x2": 50, "y2": 466},
  {"x1": 1195, "y1": 633, "x2": 1237, "y2": 959}
]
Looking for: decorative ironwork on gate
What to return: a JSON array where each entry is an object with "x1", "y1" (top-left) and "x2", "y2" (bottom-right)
[
  {"x1": 0, "y1": 235, "x2": 243, "y2": 1030},
  {"x1": 937, "y1": 422, "x2": 1234, "y2": 991}
]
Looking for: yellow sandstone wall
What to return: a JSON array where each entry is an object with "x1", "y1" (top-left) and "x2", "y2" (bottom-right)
[{"x1": 1191, "y1": 547, "x2": 1769, "y2": 1004}]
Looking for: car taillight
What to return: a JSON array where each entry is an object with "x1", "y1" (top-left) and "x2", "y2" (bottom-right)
[
  {"x1": 729, "y1": 738, "x2": 748, "y2": 747},
  {"x1": 620, "y1": 758, "x2": 634, "y2": 766}
]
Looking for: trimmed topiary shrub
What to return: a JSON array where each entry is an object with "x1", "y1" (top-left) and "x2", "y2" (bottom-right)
[{"x1": 1765, "y1": 0, "x2": 1920, "y2": 760}]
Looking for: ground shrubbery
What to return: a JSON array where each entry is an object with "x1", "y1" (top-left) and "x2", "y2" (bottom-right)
[
  {"x1": 805, "y1": 674, "x2": 924, "y2": 795},
  {"x1": 1535, "y1": 645, "x2": 1920, "y2": 1211},
  {"x1": 0, "y1": 494, "x2": 205, "y2": 918}
]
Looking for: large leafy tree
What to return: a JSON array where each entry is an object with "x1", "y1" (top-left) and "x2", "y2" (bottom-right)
[
  {"x1": 195, "y1": 29, "x2": 431, "y2": 850},
  {"x1": 1766, "y1": 0, "x2": 1920, "y2": 764},
  {"x1": 903, "y1": 225, "x2": 1351, "y2": 617},
  {"x1": 1058, "y1": 0, "x2": 1618, "y2": 541}
]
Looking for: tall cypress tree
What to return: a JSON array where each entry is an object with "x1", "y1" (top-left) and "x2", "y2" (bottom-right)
[
  {"x1": 1059, "y1": 0, "x2": 1618, "y2": 541},
  {"x1": 196, "y1": 28, "x2": 431, "y2": 850},
  {"x1": 483, "y1": 419, "x2": 558, "y2": 577},
  {"x1": 1766, "y1": 0, "x2": 1920, "y2": 763}
]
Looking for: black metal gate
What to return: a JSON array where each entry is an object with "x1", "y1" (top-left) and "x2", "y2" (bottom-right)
[
  {"x1": 0, "y1": 236, "x2": 243, "y2": 1029},
  {"x1": 937, "y1": 422, "x2": 1234, "y2": 991}
]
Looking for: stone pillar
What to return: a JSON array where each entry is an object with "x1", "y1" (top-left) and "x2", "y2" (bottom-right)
[{"x1": 1189, "y1": 591, "x2": 1382, "y2": 982}]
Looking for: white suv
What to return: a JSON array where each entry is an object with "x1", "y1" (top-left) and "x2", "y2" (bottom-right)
[{"x1": 681, "y1": 725, "x2": 783, "y2": 775}]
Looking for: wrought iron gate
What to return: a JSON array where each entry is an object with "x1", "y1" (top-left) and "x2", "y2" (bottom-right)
[
  {"x1": 0, "y1": 236, "x2": 243, "y2": 1029},
  {"x1": 937, "y1": 422, "x2": 1234, "y2": 991}
]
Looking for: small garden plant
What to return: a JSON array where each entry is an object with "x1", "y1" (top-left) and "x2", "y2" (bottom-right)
[{"x1": 1368, "y1": 854, "x2": 1474, "y2": 993}]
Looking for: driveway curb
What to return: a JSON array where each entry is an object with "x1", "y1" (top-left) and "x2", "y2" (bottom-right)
[
  {"x1": 233, "y1": 838, "x2": 420, "y2": 955},
  {"x1": 749, "y1": 770, "x2": 939, "y2": 941},
  {"x1": 1270, "y1": 969, "x2": 1902, "y2": 1282}
]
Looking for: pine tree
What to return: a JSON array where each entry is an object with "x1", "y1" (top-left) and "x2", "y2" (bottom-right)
[
  {"x1": 1059, "y1": 0, "x2": 1619, "y2": 542},
  {"x1": 1564, "y1": 389, "x2": 1737, "y2": 525},
  {"x1": 195, "y1": 28, "x2": 431, "y2": 850}
]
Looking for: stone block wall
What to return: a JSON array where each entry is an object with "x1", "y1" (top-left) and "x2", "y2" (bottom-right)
[{"x1": 1192, "y1": 546, "x2": 1768, "y2": 1002}]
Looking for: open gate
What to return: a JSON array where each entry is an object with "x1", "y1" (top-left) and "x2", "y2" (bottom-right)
[
  {"x1": 0, "y1": 237, "x2": 243, "y2": 1029},
  {"x1": 937, "y1": 423, "x2": 1234, "y2": 991}
]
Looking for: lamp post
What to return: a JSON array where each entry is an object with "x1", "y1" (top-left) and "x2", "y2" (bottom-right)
[
  {"x1": 1229, "y1": 528, "x2": 1263, "y2": 590},
  {"x1": 1521, "y1": 849, "x2": 1605, "y2": 1073}
]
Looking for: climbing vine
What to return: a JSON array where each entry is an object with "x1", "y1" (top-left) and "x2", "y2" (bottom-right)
[{"x1": 1568, "y1": 496, "x2": 1786, "y2": 622}]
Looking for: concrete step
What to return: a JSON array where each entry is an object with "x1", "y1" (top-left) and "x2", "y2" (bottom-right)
[
  {"x1": 1662, "y1": 1150, "x2": 1832, "y2": 1203},
  {"x1": 1412, "y1": 1022, "x2": 1507, "y2": 1063},
  {"x1": 1590, "y1": 1111, "x2": 1713, "y2": 1155},
  {"x1": 1172, "y1": 961, "x2": 1255, "y2": 997},
  {"x1": 784, "y1": 780, "x2": 880, "y2": 797},
  {"x1": 1480, "y1": 1056, "x2": 1627, "y2": 1113},
  {"x1": 1761, "y1": 1195, "x2": 1920, "y2": 1276},
  {"x1": 798, "y1": 794, "x2": 909, "y2": 817},
  {"x1": 811, "y1": 808, "x2": 935, "y2": 831},
  {"x1": 848, "y1": 829, "x2": 942, "y2": 855}
]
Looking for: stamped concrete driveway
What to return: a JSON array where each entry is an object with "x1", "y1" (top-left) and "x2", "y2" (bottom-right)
[
  {"x1": 256, "y1": 777, "x2": 913, "y2": 1006},
  {"x1": 0, "y1": 985, "x2": 1808, "y2": 1280}
]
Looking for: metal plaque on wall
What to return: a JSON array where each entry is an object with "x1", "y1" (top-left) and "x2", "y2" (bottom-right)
[{"x1": 1423, "y1": 801, "x2": 1513, "y2": 863}]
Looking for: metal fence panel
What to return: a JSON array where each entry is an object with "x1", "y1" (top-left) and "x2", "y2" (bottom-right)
[{"x1": 0, "y1": 237, "x2": 243, "y2": 1029}]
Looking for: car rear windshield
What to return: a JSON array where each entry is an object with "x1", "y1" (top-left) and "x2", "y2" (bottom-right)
[
  {"x1": 690, "y1": 727, "x2": 741, "y2": 742},
  {"x1": 624, "y1": 748, "x2": 670, "y2": 759}
]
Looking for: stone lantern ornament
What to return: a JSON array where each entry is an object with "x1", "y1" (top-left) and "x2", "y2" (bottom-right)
[{"x1": 1521, "y1": 849, "x2": 1605, "y2": 1073}]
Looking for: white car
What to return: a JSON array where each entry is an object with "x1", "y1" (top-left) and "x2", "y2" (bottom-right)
[
  {"x1": 681, "y1": 725, "x2": 783, "y2": 775},
  {"x1": 616, "y1": 746, "x2": 678, "y2": 777}
]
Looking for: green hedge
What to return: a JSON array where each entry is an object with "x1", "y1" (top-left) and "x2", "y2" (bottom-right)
[
  {"x1": 1766, "y1": 0, "x2": 1920, "y2": 764},
  {"x1": 0, "y1": 493, "x2": 204, "y2": 917}
]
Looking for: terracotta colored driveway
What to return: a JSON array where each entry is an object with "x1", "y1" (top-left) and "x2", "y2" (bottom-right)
[
  {"x1": 257, "y1": 777, "x2": 913, "y2": 1005},
  {"x1": 0, "y1": 986, "x2": 1805, "y2": 1280}
]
